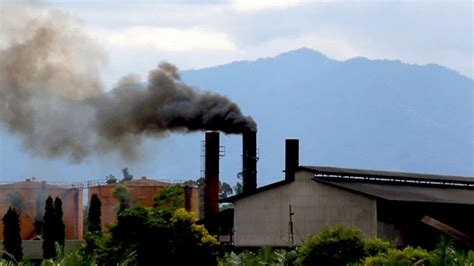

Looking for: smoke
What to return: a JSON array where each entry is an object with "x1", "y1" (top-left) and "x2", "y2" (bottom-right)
[{"x1": 0, "y1": 3, "x2": 256, "y2": 162}]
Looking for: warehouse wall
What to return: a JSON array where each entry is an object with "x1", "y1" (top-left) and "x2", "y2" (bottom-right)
[{"x1": 233, "y1": 170, "x2": 377, "y2": 247}]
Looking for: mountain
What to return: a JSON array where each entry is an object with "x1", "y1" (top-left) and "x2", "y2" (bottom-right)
[
  {"x1": 182, "y1": 48, "x2": 473, "y2": 182},
  {"x1": 0, "y1": 48, "x2": 472, "y2": 185}
]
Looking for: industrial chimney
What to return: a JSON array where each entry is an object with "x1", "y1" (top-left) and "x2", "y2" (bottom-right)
[
  {"x1": 242, "y1": 129, "x2": 257, "y2": 194},
  {"x1": 285, "y1": 139, "x2": 299, "y2": 182},
  {"x1": 204, "y1": 132, "x2": 219, "y2": 220}
]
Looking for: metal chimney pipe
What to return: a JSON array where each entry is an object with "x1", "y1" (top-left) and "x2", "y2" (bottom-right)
[
  {"x1": 285, "y1": 139, "x2": 299, "y2": 182},
  {"x1": 204, "y1": 132, "x2": 219, "y2": 219},
  {"x1": 242, "y1": 129, "x2": 257, "y2": 194}
]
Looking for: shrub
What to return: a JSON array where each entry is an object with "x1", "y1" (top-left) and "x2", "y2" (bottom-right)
[
  {"x1": 364, "y1": 237, "x2": 393, "y2": 256},
  {"x1": 89, "y1": 206, "x2": 218, "y2": 265},
  {"x1": 363, "y1": 246, "x2": 432, "y2": 266},
  {"x1": 429, "y1": 236, "x2": 474, "y2": 266},
  {"x1": 218, "y1": 247, "x2": 297, "y2": 266},
  {"x1": 296, "y1": 225, "x2": 366, "y2": 266}
]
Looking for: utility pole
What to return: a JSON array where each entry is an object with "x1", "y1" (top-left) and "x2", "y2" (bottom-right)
[{"x1": 288, "y1": 204, "x2": 294, "y2": 246}]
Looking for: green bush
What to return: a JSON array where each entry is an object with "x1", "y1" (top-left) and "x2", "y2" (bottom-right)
[
  {"x1": 296, "y1": 225, "x2": 366, "y2": 266},
  {"x1": 363, "y1": 246, "x2": 432, "y2": 266},
  {"x1": 218, "y1": 247, "x2": 297, "y2": 266},
  {"x1": 85, "y1": 207, "x2": 218, "y2": 266},
  {"x1": 428, "y1": 236, "x2": 474, "y2": 266},
  {"x1": 364, "y1": 237, "x2": 393, "y2": 257},
  {"x1": 153, "y1": 185, "x2": 184, "y2": 209}
]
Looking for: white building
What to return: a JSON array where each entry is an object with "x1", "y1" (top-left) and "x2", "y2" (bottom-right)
[{"x1": 223, "y1": 164, "x2": 474, "y2": 248}]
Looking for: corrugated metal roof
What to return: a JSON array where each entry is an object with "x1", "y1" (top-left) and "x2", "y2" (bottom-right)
[
  {"x1": 221, "y1": 166, "x2": 474, "y2": 204},
  {"x1": 302, "y1": 166, "x2": 474, "y2": 186},
  {"x1": 314, "y1": 178, "x2": 474, "y2": 205}
]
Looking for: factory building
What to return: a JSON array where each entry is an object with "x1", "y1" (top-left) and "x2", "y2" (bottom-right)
[
  {"x1": 221, "y1": 139, "x2": 474, "y2": 248},
  {"x1": 0, "y1": 180, "x2": 83, "y2": 240}
]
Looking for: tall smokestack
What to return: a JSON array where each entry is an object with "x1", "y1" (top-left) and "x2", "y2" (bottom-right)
[
  {"x1": 204, "y1": 132, "x2": 220, "y2": 222},
  {"x1": 242, "y1": 129, "x2": 257, "y2": 194},
  {"x1": 285, "y1": 139, "x2": 299, "y2": 182}
]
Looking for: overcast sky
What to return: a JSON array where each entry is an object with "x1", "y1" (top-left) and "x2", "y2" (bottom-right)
[
  {"x1": 0, "y1": 0, "x2": 472, "y2": 183},
  {"x1": 46, "y1": 0, "x2": 473, "y2": 87}
]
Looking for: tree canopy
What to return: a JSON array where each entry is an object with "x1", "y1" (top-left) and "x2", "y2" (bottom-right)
[
  {"x1": 88, "y1": 193, "x2": 102, "y2": 234},
  {"x1": 2, "y1": 206, "x2": 23, "y2": 262},
  {"x1": 42, "y1": 196, "x2": 65, "y2": 259}
]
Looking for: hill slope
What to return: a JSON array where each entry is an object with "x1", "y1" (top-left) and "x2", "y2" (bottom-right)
[{"x1": 182, "y1": 48, "x2": 473, "y2": 182}]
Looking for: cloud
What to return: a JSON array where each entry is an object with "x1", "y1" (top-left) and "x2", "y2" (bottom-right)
[
  {"x1": 89, "y1": 26, "x2": 236, "y2": 52},
  {"x1": 231, "y1": 0, "x2": 301, "y2": 12},
  {"x1": 53, "y1": 1, "x2": 472, "y2": 79}
]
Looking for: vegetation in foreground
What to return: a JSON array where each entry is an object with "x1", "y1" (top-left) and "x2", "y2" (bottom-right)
[{"x1": 219, "y1": 226, "x2": 474, "y2": 266}]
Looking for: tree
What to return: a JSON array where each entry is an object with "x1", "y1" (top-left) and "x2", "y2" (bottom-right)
[
  {"x1": 112, "y1": 185, "x2": 131, "y2": 213},
  {"x1": 153, "y1": 185, "x2": 184, "y2": 209},
  {"x1": 2, "y1": 206, "x2": 23, "y2": 262},
  {"x1": 106, "y1": 174, "x2": 117, "y2": 184},
  {"x1": 183, "y1": 178, "x2": 233, "y2": 198},
  {"x1": 233, "y1": 171, "x2": 243, "y2": 195},
  {"x1": 233, "y1": 182, "x2": 243, "y2": 195},
  {"x1": 96, "y1": 206, "x2": 218, "y2": 265},
  {"x1": 88, "y1": 194, "x2": 102, "y2": 234},
  {"x1": 42, "y1": 196, "x2": 56, "y2": 259},
  {"x1": 183, "y1": 177, "x2": 204, "y2": 188},
  {"x1": 54, "y1": 197, "x2": 65, "y2": 247},
  {"x1": 42, "y1": 196, "x2": 65, "y2": 259},
  {"x1": 121, "y1": 167, "x2": 133, "y2": 182},
  {"x1": 219, "y1": 182, "x2": 233, "y2": 199}
]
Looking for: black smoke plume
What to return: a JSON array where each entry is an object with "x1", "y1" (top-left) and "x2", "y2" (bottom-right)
[{"x1": 0, "y1": 3, "x2": 256, "y2": 162}]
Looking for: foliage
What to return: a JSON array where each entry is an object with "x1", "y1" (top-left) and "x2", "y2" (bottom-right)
[
  {"x1": 84, "y1": 206, "x2": 218, "y2": 266},
  {"x1": 153, "y1": 185, "x2": 184, "y2": 209},
  {"x1": 106, "y1": 174, "x2": 117, "y2": 184},
  {"x1": 364, "y1": 237, "x2": 393, "y2": 257},
  {"x1": 88, "y1": 193, "x2": 102, "y2": 233},
  {"x1": 233, "y1": 181, "x2": 243, "y2": 195},
  {"x1": 233, "y1": 172, "x2": 243, "y2": 195},
  {"x1": 53, "y1": 197, "x2": 65, "y2": 247},
  {"x1": 218, "y1": 247, "x2": 297, "y2": 266},
  {"x1": 112, "y1": 185, "x2": 131, "y2": 212},
  {"x1": 296, "y1": 225, "x2": 365, "y2": 266},
  {"x1": 219, "y1": 182, "x2": 233, "y2": 199},
  {"x1": 41, "y1": 242, "x2": 96, "y2": 266},
  {"x1": 428, "y1": 236, "x2": 474, "y2": 266},
  {"x1": 42, "y1": 196, "x2": 65, "y2": 259},
  {"x1": 363, "y1": 246, "x2": 432, "y2": 266},
  {"x1": 121, "y1": 167, "x2": 133, "y2": 182},
  {"x1": 184, "y1": 177, "x2": 204, "y2": 188},
  {"x1": 42, "y1": 196, "x2": 56, "y2": 259},
  {"x1": 183, "y1": 178, "x2": 234, "y2": 198},
  {"x1": 2, "y1": 206, "x2": 23, "y2": 262}
]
